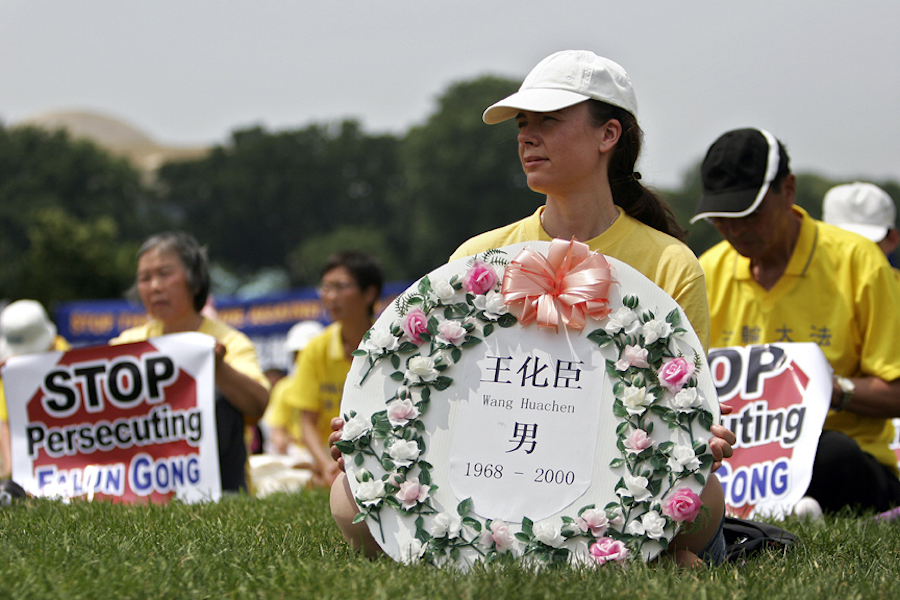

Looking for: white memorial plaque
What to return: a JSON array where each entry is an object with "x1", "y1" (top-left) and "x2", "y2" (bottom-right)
[{"x1": 338, "y1": 240, "x2": 720, "y2": 568}]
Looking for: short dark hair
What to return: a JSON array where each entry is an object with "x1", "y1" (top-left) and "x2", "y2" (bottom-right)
[
  {"x1": 137, "y1": 232, "x2": 210, "y2": 313},
  {"x1": 321, "y1": 250, "x2": 383, "y2": 316}
]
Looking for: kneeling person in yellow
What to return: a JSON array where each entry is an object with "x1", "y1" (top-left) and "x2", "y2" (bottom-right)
[
  {"x1": 264, "y1": 320, "x2": 324, "y2": 455},
  {"x1": 111, "y1": 232, "x2": 269, "y2": 493},
  {"x1": 0, "y1": 300, "x2": 70, "y2": 479},
  {"x1": 692, "y1": 128, "x2": 900, "y2": 514},
  {"x1": 285, "y1": 251, "x2": 382, "y2": 488}
]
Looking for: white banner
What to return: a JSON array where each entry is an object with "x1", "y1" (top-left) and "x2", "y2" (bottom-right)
[
  {"x1": 3, "y1": 332, "x2": 221, "y2": 503},
  {"x1": 709, "y1": 343, "x2": 831, "y2": 518}
]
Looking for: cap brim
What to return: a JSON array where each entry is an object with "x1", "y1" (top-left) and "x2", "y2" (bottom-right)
[
  {"x1": 690, "y1": 188, "x2": 764, "y2": 223},
  {"x1": 483, "y1": 89, "x2": 590, "y2": 124},
  {"x1": 833, "y1": 223, "x2": 888, "y2": 243}
]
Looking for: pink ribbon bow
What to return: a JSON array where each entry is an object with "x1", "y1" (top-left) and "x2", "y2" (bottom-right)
[{"x1": 501, "y1": 239, "x2": 614, "y2": 332}]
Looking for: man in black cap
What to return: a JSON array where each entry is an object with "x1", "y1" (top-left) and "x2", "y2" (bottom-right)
[{"x1": 693, "y1": 127, "x2": 900, "y2": 515}]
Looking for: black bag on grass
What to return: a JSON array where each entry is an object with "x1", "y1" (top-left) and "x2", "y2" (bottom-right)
[{"x1": 722, "y1": 516, "x2": 797, "y2": 562}]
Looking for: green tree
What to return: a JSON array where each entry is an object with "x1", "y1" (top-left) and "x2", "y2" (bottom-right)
[
  {"x1": 156, "y1": 121, "x2": 402, "y2": 283},
  {"x1": 394, "y1": 76, "x2": 543, "y2": 275},
  {"x1": 0, "y1": 123, "x2": 155, "y2": 303},
  {"x1": 14, "y1": 207, "x2": 137, "y2": 306}
]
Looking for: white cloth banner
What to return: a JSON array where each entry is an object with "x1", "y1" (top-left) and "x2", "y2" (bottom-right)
[
  {"x1": 3, "y1": 332, "x2": 221, "y2": 503},
  {"x1": 709, "y1": 343, "x2": 831, "y2": 518}
]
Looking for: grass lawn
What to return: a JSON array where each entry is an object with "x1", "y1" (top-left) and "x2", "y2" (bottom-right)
[{"x1": 0, "y1": 488, "x2": 898, "y2": 599}]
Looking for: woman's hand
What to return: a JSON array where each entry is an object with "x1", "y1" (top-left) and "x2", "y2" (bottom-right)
[
  {"x1": 329, "y1": 417, "x2": 346, "y2": 472},
  {"x1": 709, "y1": 402, "x2": 735, "y2": 472}
]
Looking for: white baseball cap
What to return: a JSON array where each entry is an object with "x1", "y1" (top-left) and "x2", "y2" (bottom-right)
[
  {"x1": 822, "y1": 182, "x2": 896, "y2": 242},
  {"x1": 284, "y1": 320, "x2": 324, "y2": 352},
  {"x1": 0, "y1": 300, "x2": 57, "y2": 360},
  {"x1": 482, "y1": 50, "x2": 638, "y2": 125}
]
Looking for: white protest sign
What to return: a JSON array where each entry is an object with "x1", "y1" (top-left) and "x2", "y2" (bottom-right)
[
  {"x1": 3, "y1": 332, "x2": 221, "y2": 503},
  {"x1": 338, "y1": 241, "x2": 720, "y2": 568},
  {"x1": 709, "y1": 343, "x2": 831, "y2": 518}
]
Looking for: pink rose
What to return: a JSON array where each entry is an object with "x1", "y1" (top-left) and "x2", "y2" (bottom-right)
[
  {"x1": 589, "y1": 537, "x2": 628, "y2": 565},
  {"x1": 480, "y1": 519, "x2": 515, "y2": 553},
  {"x1": 400, "y1": 308, "x2": 429, "y2": 344},
  {"x1": 657, "y1": 356, "x2": 696, "y2": 394},
  {"x1": 622, "y1": 428, "x2": 653, "y2": 454},
  {"x1": 395, "y1": 478, "x2": 429, "y2": 511},
  {"x1": 386, "y1": 398, "x2": 420, "y2": 427},
  {"x1": 576, "y1": 508, "x2": 609, "y2": 537},
  {"x1": 662, "y1": 487, "x2": 703, "y2": 522},
  {"x1": 463, "y1": 260, "x2": 498, "y2": 296},
  {"x1": 436, "y1": 320, "x2": 467, "y2": 346}
]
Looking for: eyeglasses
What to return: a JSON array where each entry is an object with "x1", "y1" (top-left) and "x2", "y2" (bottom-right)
[{"x1": 316, "y1": 281, "x2": 357, "y2": 296}]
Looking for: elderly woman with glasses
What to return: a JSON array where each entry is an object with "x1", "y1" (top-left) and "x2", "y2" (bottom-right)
[{"x1": 112, "y1": 231, "x2": 270, "y2": 493}]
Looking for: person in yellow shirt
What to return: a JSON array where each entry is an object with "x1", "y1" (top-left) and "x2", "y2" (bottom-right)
[
  {"x1": 330, "y1": 51, "x2": 735, "y2": 566},
  {"x1": 0, "y1": 300, "x2": 70, "y2": 479},
  {"x1": 286, "y1": 251, "x2": 382, "y2": 488},
  {"x1": 692, "y1": 128, "x2": 900, "y2": 515},
  {"x1": 111, "y1": 232, "x2": 269, "y2": 493},
  {"x1": 264, "y1": 320, "x2": 324, "y2": 455}
]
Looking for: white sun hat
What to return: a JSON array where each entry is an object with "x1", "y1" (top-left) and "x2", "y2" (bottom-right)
[
  {"x1": 284, "y1": 320, "x2": 325, "y2": 352},
  {"x1": 822, "y1": 182, "x2": 896, "y2": 243},
  {"x1": 483, "y1": 50, "x2": 638, "y2": 125},
  {"x1": 0, "y1": 300, "x2": 57, "y2": 360}
]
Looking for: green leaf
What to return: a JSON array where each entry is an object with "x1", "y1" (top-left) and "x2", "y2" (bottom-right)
[
  {"x1": 391, "y1": 354, "x2": 400, "y2": 369},
  {"x1": 433, "y1": 376, "x2": 453, "y2": 391},
  {"x1": 351, "y1": 349, "x2": 368, "y2": 357},
  {"x1": 408, "y1": 296, "x2": 424, "y2": 306},
  {"x1": 457, "y1": 497, "x2": 473, "y2": 517},
  {"x1": 461, "y1": 337, "x2": 482, "y2": 348},
  {"x1": 354, "y1": 452, "x2": 365, "y2": 467},
  {"x1": 451, "y1": 347, "x2": 462, "y2": 363},
  {"x1": 665, "y1": 308, "x2": 681, "y2": 326},
  {"x1": 497, "y1": 313, "x2": 517, "y2": 328},
  {"x1": 483, "y1": 323, "x2": 494, "y2": 337},
  {"x1": 352, "y1": 513, "x2": 368, "y2": 524},
  {"x1": 390, "y1": 371, "x2": 405, "y2": 381},
  {"x1": 609, "y1": 457, "x2": 625, "y2": 468},
  {"x1": 421, "y1": 386, "x2": 431, "y2": 402}
]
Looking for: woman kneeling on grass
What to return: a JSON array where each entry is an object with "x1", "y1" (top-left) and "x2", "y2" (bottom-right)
[{"x1": 330, "y1": 50, "x2": 736, "y2": 567}]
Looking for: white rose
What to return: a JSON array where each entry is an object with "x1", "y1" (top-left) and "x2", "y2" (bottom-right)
[
  {"x1": 621, "y1": 385, "x2": 652, "y2": 416},
  {"x1": 355, "y1": 479, "x2": 385, "y2": 507},
  {"x1": 617, "y1": 473, "x2": 653, "y2": 503},
  {"x1": 430, "y1": 278, "x2": 457, "y2": 302},
  {"x1": 363, "y1": 327, "x2": 400, "y2": 353},
  {"x1": 642, "y1": 319, "x2": 673, "y2": 345},
  {"x1": 428, "y1": 512, "x2": 463, "y2": 539},
  {"x1": 604, "y1": 307, "x2": 639, "y2": 335},
  {"x1": 533, "y1": 521, "x2": 566, "y2": 548},
  {"x1": 341, "y1": 414, "x2": 369, "y2": 441},
  {"x1": 473, "y1": 290, "x2": 509, "y2": 319},
  {"x1": 405, "y1": 355, "x2": 438, "y2": 383},
  {"x1": 641, "y1": 510, "x2": 667, "y2": 540},
  {"x1": 670, "y1": 388, "x2": 702, "y2": 413},
  {"x1": 387, "y1": 439, "x2": 421, "y2": 467},
  {"x1": 667, "y1": 444, "x2": 701, "y2": 474}
]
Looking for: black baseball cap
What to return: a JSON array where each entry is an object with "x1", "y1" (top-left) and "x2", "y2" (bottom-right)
[{"x1": 690, "y1": 128, "x2": 783, "y2": 223}]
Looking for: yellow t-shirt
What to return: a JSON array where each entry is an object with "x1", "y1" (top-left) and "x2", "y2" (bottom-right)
[
  {"x1": 450, "y1": 206, "x2": 710, "y2": 351},
  {"x1": 700, "y1": 206, "x2": 900, "y2": 474},
  {"x1": 284, "y1": 323, "x2": 350, "y2": 450},
  {"x1": 263, "y1": 375, "x2": 304, "y2": 445},
  {"x1": 0, "y1": 335, "x2": 71, "y2": 422}
]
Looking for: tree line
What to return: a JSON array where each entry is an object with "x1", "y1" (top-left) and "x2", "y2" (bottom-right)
[{"x1": 3, "y1": 74, "x2": 898, "y2": 311}]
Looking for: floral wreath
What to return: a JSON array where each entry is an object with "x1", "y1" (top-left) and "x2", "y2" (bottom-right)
[{"x1": 335, "y1": 239, "x2": 715, "y2": 568}]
